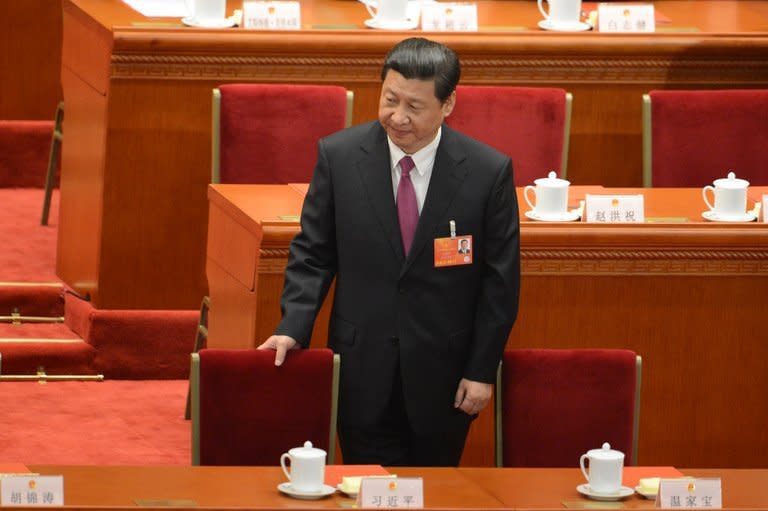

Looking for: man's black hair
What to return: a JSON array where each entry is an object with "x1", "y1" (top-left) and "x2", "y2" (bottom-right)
[{"x1": 381, "y1": 38, "x2": 460, "y2": 102}]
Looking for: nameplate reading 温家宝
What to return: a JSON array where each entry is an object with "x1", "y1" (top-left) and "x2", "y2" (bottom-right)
[
  {"x1": 598, "y1": 3, "x2": 655, "y2": 32},
  {"x1": 421, "y1": 3, "x2": 478, "y2": 31},
  {"x1": 1, "y1": 476, "x2": 64, "y2": 506},
  {"x1": 243, "y1": 1, "x2": 301, "y2": 30},
  {"x1": 585, "y1": 194, "x2": 645, "y2": 223},
  {"x1": 358, "y1": 477, "x2": 423, "y2": 509},
  {"x1": 657, "y1": 478, "x2": 721, "y2": 509}
]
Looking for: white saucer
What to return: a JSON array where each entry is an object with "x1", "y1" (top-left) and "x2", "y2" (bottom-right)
[
  {"x1": 577, "y1": 484, "x2": 634, "y2": 501},
  {"x1": 538, "y1": 19, "x2": 592, "y2": 32},
  {"x1": 635, "y1": 486, "x2": 657, "y2": 500},
  {"x1": 364, "y1": 18, "x2": 419, "y2": 30},
  {"x1": 336, "y1": 484, "x2": 358, "y2": 498},
  {"x1": 277, "y1": 482, "x2": 336, "y2": 500},
  {"x1": 525, "y1": 210, "x2": 581, "y2": 222},
  {"x1": 701, "y1": 210, "x2": 757, "y2": 223},
  {"x1": 181, "y1": 16, "x2": 236, "y2": 28}
]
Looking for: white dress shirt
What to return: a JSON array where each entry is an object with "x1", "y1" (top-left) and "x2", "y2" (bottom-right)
[{"x1": 388, "y1": 127, "x2": 442, "y2": 215}]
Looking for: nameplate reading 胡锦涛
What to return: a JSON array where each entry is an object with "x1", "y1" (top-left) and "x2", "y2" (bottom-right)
[
  {"x1": 358, "y1": 477, "x2": 423, "y2": 508},
  {"x1": 421, "y1": 3, "x2": 478, "y2": 31},
  {"x1": 585, "y1": 194, "x2": 644, "y2": 223},
  {"x1": 1, "y1": 476, "x2": 64, "y2": 506},
  {"x1": 657, "y1": 478, "x2": 721, "y2": 509},
  {"x1": 598, "y1": 3, "x2": 655, "y2": 32},
  {"x1": 243, "y1": 1, "x2": 300, "y2": 30}
]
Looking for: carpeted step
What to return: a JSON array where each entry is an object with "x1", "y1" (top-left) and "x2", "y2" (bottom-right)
[
  {"x1": 0, "y1": 322, "x2": 96, "y2": 375},
  {"x1": 0, "y1": 281, "x2": 64, "y2": 317}
]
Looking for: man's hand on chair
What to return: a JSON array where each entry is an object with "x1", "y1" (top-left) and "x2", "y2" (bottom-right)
[{"x1": 257, "y1": 335, "x2": 299, "y2": 366}]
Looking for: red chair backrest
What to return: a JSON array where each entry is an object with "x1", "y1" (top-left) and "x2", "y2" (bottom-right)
[
  {"x1": 198, "y1": 348, "x2": 335, "y2": 466},
  {"x1": 0, "y1": 120, "x2": 55, "y2": 188},
  {"x1": 218, "y1": 84, "x2": 348, "y2": 184},
  {"x1": 500, "y1": 349, "x2": 637, "y2": 467},
  {"x1": 446, "y1": 86, "x2": 567, "y2": 186},
  {"x1": 650, "y1": 89, "x2": 768, "y2": 186}
]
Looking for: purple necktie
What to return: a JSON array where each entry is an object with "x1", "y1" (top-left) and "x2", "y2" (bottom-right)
[{"x1": 397, "y1": 156, "x2": 418, "y2": 256}]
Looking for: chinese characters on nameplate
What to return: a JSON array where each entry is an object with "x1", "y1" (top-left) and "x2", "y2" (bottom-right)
[
  {"x1": 421, "y1": 3, "x2": 478, "y2": 31},
  {"x1": 243, "y1": 1, "x2": 300, "y2": 29},
  {"x1": 585, "y1": 194, "x2": 645, "y2": 223},
  {"x1": 358, "y1": 477, "x2": 424, "y2": 508},
  {"x1": 1, "y1": 476, "x2": 64, "y2": 506},
  {"x1": 657, "y1": 478, "x2": 722, "y2": 509},
  {"x1": 598, "y1": 3, "x2": 655, "y2": 32}
]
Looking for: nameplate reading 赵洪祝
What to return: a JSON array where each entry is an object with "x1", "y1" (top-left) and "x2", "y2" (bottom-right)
[
  {"x1": 598, "y1": 3, "x2": 655, "y2": 32},
  {"x1": 657, "y1": 478, "x2": 721, "y2": 509},
  {"x1": 243, "y1": 1, "x2": 300, "y2": 30},
  {"x1": 585, "y1": 194, "x2": 645, "y2": 223},
  {"x1": 358, "y1": 477, "x2": 423, "y2": 508},
  {"x1": 0, "y1": 476, "x2": 64, "y2": 506},
  {"x1": 421, "y1": 3, "x2": 478, "y2": 31}
]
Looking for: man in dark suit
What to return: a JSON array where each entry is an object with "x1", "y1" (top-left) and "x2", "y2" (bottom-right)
[{"x1": 259, "y1": 37, "x2": 520, "y2": 466}]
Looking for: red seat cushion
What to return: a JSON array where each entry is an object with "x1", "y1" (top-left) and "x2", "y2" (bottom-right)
[
  {"x1": 198, "y1": 348, "x2": 335, "y2": 466},
  {"x1": 650, "y1": 89, "x2": 768, "y2": 186},
  {"x1": 447, "y1": 86, "x2": 567, "y2": 186},
  {"x1": 500, "y1": 349, "x2": 637, "y2": 467},
  {"x1": 218, "y1": 84, "x2": 348, "y2": 184}
]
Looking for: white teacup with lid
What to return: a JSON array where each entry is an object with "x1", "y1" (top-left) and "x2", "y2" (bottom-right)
[
  {"x1": 702, "y1": 171, "x2": 750, "y2": 218},
  {"x1": 524, "y1": 171, "x2": 570, "y2": 218},
  {"x1": 280, "y1": 441, "x2": 326, "y2": 492},
  {"x1": 365, "y1": 0, "x2": 410, "y2": 25},
  {"x1": 580, "y1": 442, "x2": 624, "y2": 495}
]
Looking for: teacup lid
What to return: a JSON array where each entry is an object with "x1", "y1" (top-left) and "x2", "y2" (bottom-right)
[
  {"x1": 713, "y1": 171, "x2": 749, "y2": 189},
  {"x1": 534, "y1": 171, "x2": 570, "y2": 188},
  {"x1": 586, "y1": 442, "x2": 624, "y2": 460},
  {"x1": 289, "y1": 441, "x2": 326, "y2": 459}
]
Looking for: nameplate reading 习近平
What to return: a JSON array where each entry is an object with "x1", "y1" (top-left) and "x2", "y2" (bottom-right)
[
  {"x1": 1, "y1": 475, "x2": 64, "y2": 506},
  {"x1": 358, "y1": 477, "x2": 423, "y2": 508},
  {"x1": 421, "y1": 3, "x2": 478, "y2": 31},
  {"x1": 585, "y1": 194, "x2": 645, "y2": 223},
  {"x1": 657, "y1": 478, "x2": 721, "y2": 509},
  {"x1": 598, "y1": 3, "x2": 655, "y2": 32},
  {"x1": 243, "y1": 1, "x2": 301, "y2": 30}
]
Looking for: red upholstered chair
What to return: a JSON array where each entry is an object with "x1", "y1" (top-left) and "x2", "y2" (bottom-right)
[
  {"x1": 495, "y1": 349, "x2": 641, "y2": 467},
  {"x1": 446, "y1": 86, "x2": 572, "y2": 186},
  {"x1": 212, "y1": 84, "x2": 353, "y2": 184},
  {"x1": 643, "y1": 90, "x2": 768, "y2": 187},
  {"x1": 191, "y1": 348, "x2": 339, "y2": 466}
]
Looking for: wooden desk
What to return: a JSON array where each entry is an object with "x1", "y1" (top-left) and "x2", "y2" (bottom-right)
[
  {"x1": 22, "y1": 465, "x2": 768, "y2": 510},
  {"x1": 206, "y1": 184, "x2": 768, "y2": 469},
  {"x1": 59, "y1": 0, "x2": 768, "y2": 309}
]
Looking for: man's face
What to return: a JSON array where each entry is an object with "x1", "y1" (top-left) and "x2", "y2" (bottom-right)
[
  {"x1": 461, "y1": 240, "x2": 469, "y2": 249},
  {"x1": 378, "y1": 69, "x2": 455, "y2": 154}
]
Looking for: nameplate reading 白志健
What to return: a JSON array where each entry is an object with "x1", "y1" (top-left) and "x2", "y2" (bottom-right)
[{"x1": 598, "y1": 3, "x2": 655, "y2": 32}]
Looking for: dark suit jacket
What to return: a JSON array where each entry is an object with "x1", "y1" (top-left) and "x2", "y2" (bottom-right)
[{"x1": 276, "y1": 121, "x2": 520, "y2": 436}]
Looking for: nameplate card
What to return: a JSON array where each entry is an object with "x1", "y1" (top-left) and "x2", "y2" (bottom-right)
[
  {"x1": 358, "y1": 477, "x2": 423, "y2": 508},
  {"x1": 243, "y1": 1, "x2": 300, "y2": 30},
  {"x1": 657, "y1": 478, "x2": 721, "y2": 509},
  {"x1": 762, "y1": 195, "x2": 767, "y2": 222},
  {"x1": 585, "y1": 194, "x2": 645, "y2": 223},
  {"x1": 421, "y1": 3, "x2": 478, "y2": 31},
  {"x1": 1, "y1": 476, "x2": 64, "y2": 506},
  {"x1": 598, "y1": 3, "x2": 655, "y2": 32}
]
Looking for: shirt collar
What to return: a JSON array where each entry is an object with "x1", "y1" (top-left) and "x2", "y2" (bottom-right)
[{"x1": 387, "y1": 126, "x2": 442, "y2": 177}]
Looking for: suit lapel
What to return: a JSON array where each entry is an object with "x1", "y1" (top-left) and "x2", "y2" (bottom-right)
[
  {"x1": 357, "y1": 123, "x2": 406, "y2": 262},
  {"x1": 400, "y1": 126, "x2": 469, "y2": 278}
]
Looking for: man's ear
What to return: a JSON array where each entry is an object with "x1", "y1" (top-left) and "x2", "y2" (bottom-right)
[{"x1": 443, "y1": 90, "x2": 457, "y2": 117}]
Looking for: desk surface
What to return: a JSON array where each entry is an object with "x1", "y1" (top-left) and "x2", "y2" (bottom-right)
[{"x1": 24, "y1": 465, "x2": 768, "y2": 509}]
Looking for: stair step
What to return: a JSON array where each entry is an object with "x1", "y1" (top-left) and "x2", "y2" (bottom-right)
[
  {"x1": 0, "y1": 322, "x2": 95, "y2": 375},
  {"x1": 0, "y1": 281, "x2": 64, "y2": 317}
]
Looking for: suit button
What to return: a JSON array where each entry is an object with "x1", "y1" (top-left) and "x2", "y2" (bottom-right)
[{"x1": 390, "y1": 337, "x2": 399, "y2": 345}]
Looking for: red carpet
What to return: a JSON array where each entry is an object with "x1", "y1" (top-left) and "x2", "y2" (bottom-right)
[{"x1": 0, "y1": 380, "x2": 190, "y2": 465}]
